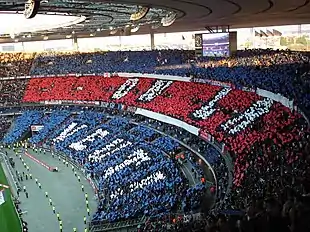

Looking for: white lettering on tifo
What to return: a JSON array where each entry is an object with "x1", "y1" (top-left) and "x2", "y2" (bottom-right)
[
  {"x1": 111, "y1": 78, "x2": 139, "y2": 100},
  {"x1": 221, "y1": 98, "x2": 274, "y2": 134},
  {"x1": 192, "y1": 88, "x2": 231, "y2": 119},
  {"x1": 69, "y1": 128, "x2": 109, "y2": 151},
  {"x1": 103, "y1": 149, "x2": 151, "y2": 179},
  {"x1": 110, "y1": 171, "x2": 166, "y2": 199},
  {"x1": 138, "y1": 80, "x2": 173, "y2": 102},
  {"x1": 53, "y1": 122, "x2": 87, "y2": 142},
  {"x1": 88, "y1": 138, "x2": 132, "y2": 162}
]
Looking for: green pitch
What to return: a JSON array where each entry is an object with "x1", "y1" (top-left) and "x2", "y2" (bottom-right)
[{"x1": 0, "y1": 163, "x2": 22, "y2": 232}]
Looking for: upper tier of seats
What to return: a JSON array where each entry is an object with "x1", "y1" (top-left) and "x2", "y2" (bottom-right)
[
  {"x1": 0, "y1": 52, "x2": 35, "y2": 77},
  {"x1": 0, "y1": 49, "x2": 309, "y2": 113}
]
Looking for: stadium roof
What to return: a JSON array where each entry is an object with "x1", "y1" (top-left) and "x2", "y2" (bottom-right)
[{"x1": 0, "y1": 0, "x2": 310, "y2": 43}]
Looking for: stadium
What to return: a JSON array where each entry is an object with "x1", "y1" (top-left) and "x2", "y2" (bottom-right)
[{"x1": 0, "y1": 1, "x2": 310, "y2": 232}]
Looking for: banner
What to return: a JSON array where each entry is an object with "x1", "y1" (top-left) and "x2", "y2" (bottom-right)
[
  {"x1": 103, "y1": 73, "x2": 111, "y2": 78},
  {"x1": 0, "y1": 190, "x2": 5, "y2": 206},
  {"x1": 242, "y1": 86, "x2": 256, "y2": 93},
  {"x1": 25, "y1": 152, "x2": 53, "y2": 171},
  {"x1": 31, "y1": 125, "x2": 44, "y2": 132},
  {"x1": 199, "y1": 130, "x2": 212, "y2": 142},
  {"x1": 43, "y1": 100, "x2": 99, "y2": 106},
  {"x1": 192, "y1": 78, "x2": 234, "y2": 88},
  {"x1": 44, "y1": 100, "x2": 62, "y2": 105},
  {"x1": 221, "y1": 143, "x2": 227, "y2": 153},
  {"x1": 126, "y1": 106, "x2": 137, "y2": 113},
  {"x1": 63, "y1": 100, "x2": 99, "y2": 105},
  {"x1": 100, "y1": 102, "x2": 109, "y2": 107}
]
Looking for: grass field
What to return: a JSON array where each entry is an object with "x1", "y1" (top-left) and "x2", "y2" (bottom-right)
[{"x1": 0, "y1": 163, "x2": 22, "y2": 232}]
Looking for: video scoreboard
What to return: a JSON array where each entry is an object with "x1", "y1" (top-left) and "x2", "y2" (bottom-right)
[{"x1": 195, "y1": 32, "x2": 237, "y2": 57}]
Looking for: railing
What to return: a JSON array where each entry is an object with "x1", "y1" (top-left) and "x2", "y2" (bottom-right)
[
  {"x1": 90, "y1": 216, "x2": 146, "y2": 232},
  {"x1": 0, "y1": 150, "x2": 23, "y2": 232}
]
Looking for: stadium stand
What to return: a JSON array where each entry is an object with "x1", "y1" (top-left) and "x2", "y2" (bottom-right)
[
  {"x1": 0, "y1": 79, "x2": 29, "y2": 106},
  {"x1": 2, "y1": 111, "x2": 44, "y2": 144},
  {"x1": 1, "y1": 50, "x2": 310, "y2": 114},
  {"x1": 2, "y1": 110, "x2": 211, "y2": 223},
  {"x1": 0, "y1": 49, "x2": 310, "y2": 231},
  {"x1": 27, "y1": 50, "x2": 310, "y2": 114},
  {"x1": 22, "y1": 75, "x2": 309, "y2": 185},
  {"x1": 0, "y1": 52, "x2": 35, "y2": 77},
  {"x1": 0, "y1": 116, "x2": 12, "y2": 140}
]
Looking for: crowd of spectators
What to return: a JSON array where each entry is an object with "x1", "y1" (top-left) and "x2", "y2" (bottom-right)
[
  {"x1": 0, "y1": 116, "x2": 12, "y2": 140},
  {"x1": 0, "y1": 52, "x2": 35, "y2": 77},
  {"x1": 2, "y1": 110, "x2": 210, "y2": 223},
  {"x1": 21, "y1": 75, "x2": 309, "y2": 194},
  {"x1": 27, "y1": 49, "x2": 310, "y2": 114},
  {"x1": 132, "y1": 115, "x2": 228, "y2": 205},
  {"x1": 29, "y1": 110, "x2": 71, "y2": 144},
  {"x1": 2, "y1": 105, "x2": 308, "y2": 231},
  {"x1": 30, "y1": 50, "x2": 192, "y2": 76},
  {"x1": 0, "y1": 80, "x2": 29, "y2": 106},
  {"x1": 0, "y1": 49, "x2": 310, "y2": 113},
  {"x1": 2, "y1": 110, "x2": 44, "y2": 144},
  {"x1": 0, "y1": 49, "x2": 310, "y2": 231}
]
